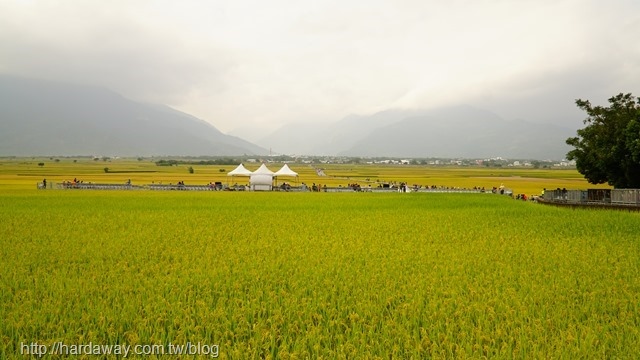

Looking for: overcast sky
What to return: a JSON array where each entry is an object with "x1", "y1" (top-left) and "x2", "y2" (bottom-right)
[{"x1": 1, "y1": 0, "x2": 639, "y2": 139}]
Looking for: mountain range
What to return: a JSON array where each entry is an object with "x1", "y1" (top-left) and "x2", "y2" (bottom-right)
[
  {"x1": 257, "y1": 107, "x2": 576, "y2": 159},
  {"x1": 1, "y1": 75, "x2": 577, "y2": 159},
  {"x1": 0, "y1": 75, "x2": 267, "y2": 156}
]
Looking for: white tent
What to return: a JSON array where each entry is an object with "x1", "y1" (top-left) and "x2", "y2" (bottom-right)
[
  {"x1": 250, "y1": 163, "x2": 274, "y2": 191},
  {"x1": 274, "y1": 164, "x2": 298, "y2": 177},
  {"x1": 227, "y1": 163, "x2": 253, "y2": 176},
  {"x1": 274, "y1": 164, "x2": 298, "y2": 187},
  {"x1": 227, "y1": 163, "x2": 253, "y2": 188}
]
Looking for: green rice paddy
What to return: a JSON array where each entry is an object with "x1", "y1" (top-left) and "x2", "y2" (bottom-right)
[{"x1": 0, "y1": 158, "x2": 637, "y2": 358}]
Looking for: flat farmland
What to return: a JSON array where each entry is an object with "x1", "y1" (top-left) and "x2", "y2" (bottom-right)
[
  {"x1": 1, "y1": 159, "x2": 637, "y2": 359},
  {"x1": 0, "y1": 158, "x2": 610, "y2": 195}
]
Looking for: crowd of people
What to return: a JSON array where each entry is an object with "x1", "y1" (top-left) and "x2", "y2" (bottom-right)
[
  {"x1": 42, "y1": 176, "x2": 545, "y2": 200},
  {"x1": 208, "y1": 182, "x2": 224, "y2": 190},
  {"x1": 60, "y1": 177, "x2": 85, "y2": 188}
]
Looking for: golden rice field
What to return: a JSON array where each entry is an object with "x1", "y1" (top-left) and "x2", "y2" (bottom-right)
[
  {"x1": 1, "y1": 158, "x2": 637, "y2": 359},
  {"x1": 0, "y1": 157, "x2": 610, "y2": 195}
]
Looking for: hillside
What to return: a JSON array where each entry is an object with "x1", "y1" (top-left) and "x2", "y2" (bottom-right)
[
  {"x1": 0, "y1": 75, "x2": 267, "y2": 156},
  {"x1": 257, "y1": 109, "x2": 427, "y2": 155},
  {"x1": 339, "y1": 106, "x2": 574, "y2": 159},
  {"x1": 257, "y1": 106, "x2": 575, "y2": 159}
]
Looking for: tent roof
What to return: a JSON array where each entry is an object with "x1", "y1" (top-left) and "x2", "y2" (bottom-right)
[
  {"x1": 252, "y1": 163, "x2": 274, "y2": 175},
  {"x1": 274, "y1": 164, "x2": 298, "y2": 177},
  {"x1": 228, "y1": 163, "x2": 252, "y2": 176}
]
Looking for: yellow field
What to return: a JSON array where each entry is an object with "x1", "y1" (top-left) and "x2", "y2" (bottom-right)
[
  {"x1": 0, "y1": 157, "x2": 610, "y2": 195},
  {"x1": 1, "y1": 158, "x2": 638, "y2": 358}
]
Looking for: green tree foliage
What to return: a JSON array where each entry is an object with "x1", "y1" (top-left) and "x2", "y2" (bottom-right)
[
  {"x1": 155, "y1": 159, "x2": 179, "y2": 166},
  {"x1": 566, "y1": 93, "x2": 640, "y2": 188}
]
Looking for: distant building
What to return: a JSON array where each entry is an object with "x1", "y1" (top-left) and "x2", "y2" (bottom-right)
[{"x1": 555, "y1": 159, "x2": 577, "y2": 167}]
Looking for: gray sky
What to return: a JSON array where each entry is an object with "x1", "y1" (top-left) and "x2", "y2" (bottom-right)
[{"x1": 1, "y1": 0, "x2": 639, "y2": 138}]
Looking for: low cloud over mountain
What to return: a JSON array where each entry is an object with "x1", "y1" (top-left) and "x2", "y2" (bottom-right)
[
  {"x1": 0, "y1": 75, "x2": 267, "y2": 156},
  {"x1": 258, "y1": 106, "x2": 575, "y2": 160}
]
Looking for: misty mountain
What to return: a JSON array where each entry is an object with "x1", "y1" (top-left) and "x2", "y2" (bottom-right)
[
  {"x1": 0, "y1": 75, "x2": 267, "y2": 156},
  {"x1": 257, "y1": 106, "x2": 575, "y2": 159},
  {"x1": 257, "y1": 109, "x2": 427, "y2": 155},
  {"x1": 339, "y1": 106, "x2": 575, "y2": 159}
]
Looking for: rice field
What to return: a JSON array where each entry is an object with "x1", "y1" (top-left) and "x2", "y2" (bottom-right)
[
  {"x1": 0, "y1": 157, "x2": 610, "y2": 195},
  {"x1": 1, "y1": 159, "x2": 638, "y2": 359}
]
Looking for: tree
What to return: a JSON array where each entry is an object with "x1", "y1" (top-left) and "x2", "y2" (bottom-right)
[{"x1": 566, "y1": 93, "x2": 640, "y2": 188}]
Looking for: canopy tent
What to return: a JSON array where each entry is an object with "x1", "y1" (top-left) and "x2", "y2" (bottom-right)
[
  {"x1": 274, "y1": 164, "x2": 298, "y2": 177},
  {"x1": 226, "y1": 163, "x2": 253, "y2": 189},
  {"x1": 250, "y1": 163, "x2": 274, "y2": 191},
  {"x1": 274, "y1": 164, "x2": 299, "y2": 187},
  {"x1": 227, "y1": 163, "x2": 253, "y2": 176}
]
